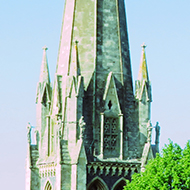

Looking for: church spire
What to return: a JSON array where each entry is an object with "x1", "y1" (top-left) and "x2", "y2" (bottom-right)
[
  {"x1": 26, "y1": 1, "x2": 160, "y2": 189},
  {"x1": 53, "y1": 0, "x2": 135, "y2": 161},
  {"x1": 39, "y1": 46, "x2": 50, "y2": 84},
  {"x1": 55, "y1": 0, "x2": 132, "y2": 90},
  {"x1": 138, "y1": 43, "x2": 149, "y2": 81}
]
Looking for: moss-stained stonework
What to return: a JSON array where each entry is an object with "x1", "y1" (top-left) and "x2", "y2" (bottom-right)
[{"x1": 26, "y1": 0, "x2": 160, "y2": 190}]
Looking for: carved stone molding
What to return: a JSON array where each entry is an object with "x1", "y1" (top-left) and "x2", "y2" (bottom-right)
[
  {"x1": 111, "y1": 166, "x2": 117, "y2": 176},
  {"x1": 118, "y1": 167, "x2": 123, "y2": 176},
  {"x1": 38, "y1": 163, "x2": 57, "y2": 178},
  {"x1": 99, "y1": 166, "x2": 104, "y2": 175},
  {"x1": 87, "y1": 162, "x2": 141, "y2": 177},
  {"x1": 124, "y1": 168, "x2": 129, "y2": 177},
  {"x1": 105, "y1": 166, "x2": 110, "y2": 176},
  {"x1": 87, "y1": 165, "x2": 92, "y2": 174}
]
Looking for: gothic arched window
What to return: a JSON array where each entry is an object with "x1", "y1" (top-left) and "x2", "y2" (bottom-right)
[
  {"x1": 112, "y1": 178, "x2": 126, "y2": 190},
  {"x1": 44, "y1": 181, "x2": 52, "y2": 190},
  {"x1": 87, "y1": 177, "x2": 109, "y2": 190},
  {"x1": 103, "y1": 117, "x2": 119, "y2": 158},
  {"x1": 42, "y1": 88, "x2": 47, "y2": 107}
]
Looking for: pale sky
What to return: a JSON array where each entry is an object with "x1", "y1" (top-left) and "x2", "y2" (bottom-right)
[{"x1": 0, "y1": 0, "x2": 190, "y2": 189}]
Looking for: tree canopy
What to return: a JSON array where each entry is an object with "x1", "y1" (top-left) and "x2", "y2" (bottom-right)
[{"x1": 124, "y1": 141, "x2": 190, "y2": 190}]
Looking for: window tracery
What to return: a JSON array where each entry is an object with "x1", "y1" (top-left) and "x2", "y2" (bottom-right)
[
  {"x1": 87, "y1": 177, "x2": 108, "y2": 190},
  {"x1": 44, "y1": 181, "x2": 52, "y2": 190},
  {"x1": 103, "y1": 117, "x2": 119, "y2": 157},
  {"x1": 112, "y1": 178, "x2": 126, "y2": 190}
]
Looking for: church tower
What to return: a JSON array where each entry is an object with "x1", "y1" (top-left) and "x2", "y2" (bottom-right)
[{"x1": 26, "y1": 0, "x2": 160, "y2": 189}]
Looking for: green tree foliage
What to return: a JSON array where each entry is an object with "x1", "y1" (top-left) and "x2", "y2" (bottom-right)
[{"x1": 124, "y1": 141, "x2": 190, "y2": 190}]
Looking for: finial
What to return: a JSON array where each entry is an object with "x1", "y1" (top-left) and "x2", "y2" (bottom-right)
[
  {"x1": 75, "y1": 40, "x2": 79, "y2": 49},
  {"x1": 39, "y1": 45, "x2": 50, "y2": 84},
  {"x1": 137, "y1": 42, "x2": 149, "y2": 81},
  {"x1": 42, "y1": 45, "x2": 48, "y2": 51},
  {"x1": 141, "y1": 42, "x2": 147, "y2": 49}
]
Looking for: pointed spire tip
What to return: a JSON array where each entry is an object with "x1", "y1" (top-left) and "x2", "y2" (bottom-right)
[
  {"x1": 138, "y1": 42, "x2": 149, "y2": 81},
  {"x1": 42, "y1": 45, "x2": 48, "y2": 51},
  {"x1": 74, "y1": 40, "x2": 79, "y2": 50},
  {"x1": 39, "y1": 45, "x2": 50, "y2": 84},
  {"x1": 141, "y1": 42, "x2": 147, "y2": 49}
]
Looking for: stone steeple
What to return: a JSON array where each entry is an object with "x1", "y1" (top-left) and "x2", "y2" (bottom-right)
[
  {"x1": 26, "y1": 1, "x2": 159, "y2": 190},
  {"x1": 56, "y1": 0, "x2": 132, "y2": 87},
  {"x1": 53, "y1": 0, "x2": 135, "y2": 161}
]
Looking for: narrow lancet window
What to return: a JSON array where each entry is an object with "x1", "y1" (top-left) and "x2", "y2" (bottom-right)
[
  {"x1": 44, "y1": 181, "x2": 52, "y2": 190},
  {"x1": 108, "y1": 100, "x2": 112, "y2": 110}
]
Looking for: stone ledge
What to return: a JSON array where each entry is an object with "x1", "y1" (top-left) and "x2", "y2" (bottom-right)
[{"x1": 87, "y1": 162, "x2": 141, "y2": 177}]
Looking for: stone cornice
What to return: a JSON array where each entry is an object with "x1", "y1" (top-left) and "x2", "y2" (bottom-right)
[{"x1": 87, "y1": 161, "x2": 141, "y2": 177}]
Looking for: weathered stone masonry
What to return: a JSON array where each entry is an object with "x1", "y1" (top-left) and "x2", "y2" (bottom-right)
[{"x1": 25, "y1": 0, "x2": 160, "y2": 189}]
